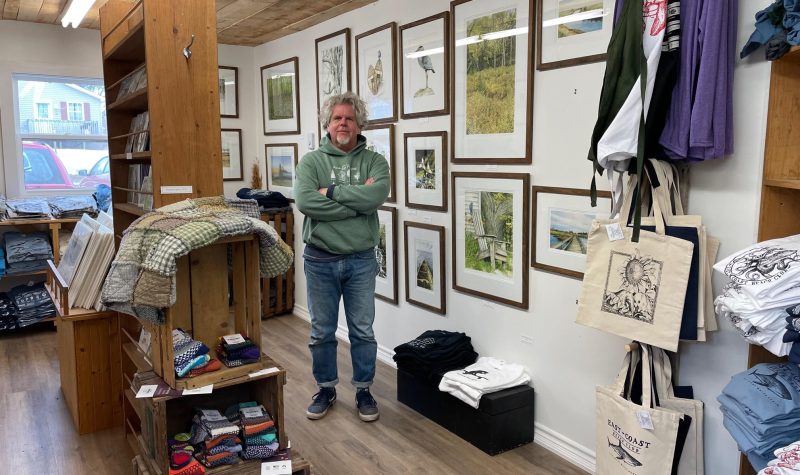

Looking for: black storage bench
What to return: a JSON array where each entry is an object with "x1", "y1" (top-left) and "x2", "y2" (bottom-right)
[{"x1": 396, "y1": 369, "x2": 535, "y2": 455}]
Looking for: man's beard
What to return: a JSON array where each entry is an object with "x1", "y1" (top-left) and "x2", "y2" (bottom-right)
[{"x1": 335, "y1": 134, "x2": 351, "y2": 146}]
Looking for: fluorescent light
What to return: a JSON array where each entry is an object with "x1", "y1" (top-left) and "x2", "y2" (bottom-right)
[
  {"x1": 454, "y1": 26, "x2": 529, "y2": 48},
  {"x1": 541, "y1": 9, "x2": 606, "y2": 28},
  {"x1": 406, "y1": 47, "x2": 445, "y2": 59},
  {"x1": 61, "y1": 0, "x2": 96, "y2": 28}
]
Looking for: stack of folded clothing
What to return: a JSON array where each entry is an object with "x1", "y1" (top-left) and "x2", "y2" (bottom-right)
[
  {"x1": 173, "y1": 329, "x2": 219, "y2": 378},
  {"x1": 5, "y1": 198, "x2": 50, "y2": 220},
  {"x1": 759, "y1": 440, "x2": 800, "y2": 475},
  {"x1": 167, "y1": 433, "x2": 204, "y2": 475},
  {"x1": 783, "y1": 304, "x2": 800, "y2": 364},
  {"x1": 392, "y1": 330, "x2": 478, "y2": 384},
  {"x1": 189, "y1": 409, "x2": 242, "y2": 468},
  {"x1": 225, "y1": 402, "x2": 279, "y2": 459},
  {"x1": 718, "y1": 363, "x2": 800, "y2": 471},
  {"x1": 0, "y1": 246, "x2": 5, "y2": 276},
  {"x1": 0, "y1": 293, "x2": 17, "y2": 331},
  {"x1": 48, "y1": 196, "x2": 98, "y2": 219},
  {"x1": 714, "y1": 234, "x2": 800, "y2": 358},
  {"x1": 4, "y1": 232, "x2": 52, "y2": 275},
  {"x1": 9, "y1": 282, "x2": 56, "y2": 327},
  {"x1": 216, "y1": 336, "x2": 260, "y2": 367},
  {"x1": 438, "y1": 356, "x2": 531, "y2": 409}
]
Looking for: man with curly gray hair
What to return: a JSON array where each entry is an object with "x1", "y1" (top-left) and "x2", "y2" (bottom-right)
[{"x1": 294, "y1": 91, "x2": 390, "y2": 423}]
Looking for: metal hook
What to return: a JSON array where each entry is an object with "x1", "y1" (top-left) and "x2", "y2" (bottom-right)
[{"x1": 182, "y1": 34, "x2": 195, "y2": 60}]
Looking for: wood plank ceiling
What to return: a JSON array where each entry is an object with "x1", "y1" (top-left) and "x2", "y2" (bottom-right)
[{"x1": 0, "y1": 0, "x2": 377, "y2": 46}]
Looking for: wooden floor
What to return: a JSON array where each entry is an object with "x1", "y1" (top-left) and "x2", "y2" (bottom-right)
[{"x1": 0, "y1": 315, "x2": 588, "y2": 475}]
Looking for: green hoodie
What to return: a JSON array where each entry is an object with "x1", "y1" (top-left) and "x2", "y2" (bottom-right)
[{"x1": 294, "y1": 134, "x2": 390, "y2": 254}]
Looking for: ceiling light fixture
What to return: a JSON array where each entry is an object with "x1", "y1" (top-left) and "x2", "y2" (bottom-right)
[{"x1": 61, "y1": 0, "x2": 97, "y2": 29}]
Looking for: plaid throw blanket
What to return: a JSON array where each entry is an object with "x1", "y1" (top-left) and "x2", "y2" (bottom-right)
[{"x1": 101, "y1": 197, "x2": 293, "y2": 323}]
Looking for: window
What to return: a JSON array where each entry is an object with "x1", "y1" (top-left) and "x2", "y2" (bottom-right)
[
  {"x1": 13, "y1": 74, "x2": 108, "y2": 191},
  {"x1": 67, "y1": 102, "x2": 84, "y2": 121}
]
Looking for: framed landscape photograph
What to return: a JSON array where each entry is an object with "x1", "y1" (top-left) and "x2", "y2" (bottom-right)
[
  {"x1": 536, "y1": 0, "x2": 614, "y2": 71},
  {"x1": 265, "y1": 143, "x2": 298, "y2": 200},
  {"x1": 316, "y1": 28, "x2": 352, "y2": 137},
  {"x1": 451, "y1": 0, "x2": 533, "y2": 164},
  {"x1": 221, "y1": 128, "x2": 243, "y2": 181},
  {"x1": 404, "y1": 131, "x2": 447, "y2": 211},
  {"x1": 376, "y1": 206, "x2": 398, "y2": 304},
  {"x1": 399, "y1": 12, "x2": 449, "y2": 119},
  {"x1": 356, "y1": 22, "x2": 398, "y2": 124},
  {"x1": 261, "y1": 57, "x2": 301, "y2": 135},
  {"x1": 452, "y1": 172, "x2": 529, "y2": 309},
  {"x1": 219, "y1": 66, "x2": 239, "y2": 118},
  {"x1": 362, "y1": 124, "x2": 396, "y2": 203},
  {"x1": 532, "y1": 186, "x2": 612, "y2": 278},
  {"x1": 405, "y1": 222, "x2": 446, "y2": 315}
]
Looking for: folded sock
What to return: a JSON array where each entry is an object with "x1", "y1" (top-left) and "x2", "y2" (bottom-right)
[
  {"x1": 187, "y1": 359, "x2": 222, "y2": 378},
  {"x1": 243, "y1": 420, "x2": 274, "y2": 436},
  {"x1": 197, "y1": 453, "x2": 240, "y2": 468},
  {"x1": 245, "y1": 432, "x2": 277, "y2": 446},
  {"x1": 177, "y1": 354, "x2": 211, "y2": 377},
  {"x1": 241, "y1": 442, "x2": 279, "y2": 460},
  {"x1": 168, "y1": 458, "x2": 205, "y2": 475}
]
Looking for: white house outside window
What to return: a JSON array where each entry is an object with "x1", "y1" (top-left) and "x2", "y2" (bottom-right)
[
  {"x1": 68, "y1": 102, "x2": 84, "y2": 121},
  {"x1": 35, "y1": 102, "x2": 51, "y2": 119}
]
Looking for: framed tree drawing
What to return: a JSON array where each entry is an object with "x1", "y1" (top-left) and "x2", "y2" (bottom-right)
[
  {"x1": 316, "y1": 28, "x2": 352, "y2": 137},
  {"x1": 399, "y1": 12, "x2": 449, "y2": 119},
  {"x1": 376, "y1": 206, "x2": 398, "y2": 304},
  {"x1": 536, "y1": 0, "x2": 614, "y2": 71},
  {"x1": 221, "y1": 128, "x2": 243, "y2": 181},
  {"x1": 261, "y1": 57, "x2": 301, "y2": 135},
  {"x1": 356, "y1": 22, "x2": 398, "y2": 124},
  {"x1": 404, "y1": 131, "x2": 447, "y2": 211},
  {"x1": 450, "y1": 0, "x2": 534, "y2": 164},
  {"x1": 452, "y1": 172, "x2": 529, "y2": 309},
  {"x1": 532, "y1": 186, "x2": 612, "y2": 278},
  {"x1": 219, "y1": 66, "x2": 239, "y2": 118},
  {"x1": 405, "y1": 222, "x2": 446, "y2": 314},
  {"x1": 362, "y1": 124, "x2": 396, "y2": 203},
  {"x1": 265, "y1": 143, "x2": 298, "y2": 201}
]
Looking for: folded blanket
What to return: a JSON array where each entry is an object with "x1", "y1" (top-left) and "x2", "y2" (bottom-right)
[{"x1": 101, "y1": 196, "x2": 294, "y2": 324}]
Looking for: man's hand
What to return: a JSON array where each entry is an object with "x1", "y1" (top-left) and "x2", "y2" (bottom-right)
[
  {"x1": 365, "y1": 177, "x2": 375, "y2": 185},
  {"x1": 319, "y1": 187, "x2": 327, "y2": 195}
]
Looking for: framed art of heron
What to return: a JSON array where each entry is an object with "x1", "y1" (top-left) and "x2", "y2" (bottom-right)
[
  {"x1": 399, "y1": 12, "x2": 450, "y2": 119},
  {"x1": 356, "y1": 23, "x2": 398, "y2": 125}
]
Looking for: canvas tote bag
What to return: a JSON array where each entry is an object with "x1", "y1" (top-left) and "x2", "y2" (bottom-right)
[
  {"x1": 577, "y1": 179, "x2": 694, "y2": 351},
  {"x1": 596, "y1": 344, "x2": 682, "y2": 475}
]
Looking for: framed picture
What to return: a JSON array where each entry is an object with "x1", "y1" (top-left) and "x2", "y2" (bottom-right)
[
  {"x1": 532, "y1": 186, "x2": 612, "y2": 278},
  {"x1": 536, "y1": 0, "x2": 614, "y2": 71},
  {"x1": 404, "y1": 131, "x2": 447, "y2": 211},
  {"x1": 265, "y1": 143, "x2": 298, "y2": 200},
  {"x1": 399, "y1": 12, "x2": 449, "y2": 119},
  {"x1": 362, "y1": 124, "x2": 396, "y2": 203},
  {"x1": 219, "y1": 66, "x2": 239, "y2": 118},
  {"x1": 356, "y1": 22, "x2": 398, "y2": 124},
  {"x1": 405, "y1": 222, "x2": 446, "y2": 314},
  {"x1": 450, "y1": 0, "x2": 534, "y2": 164},
  {"x1": 452, "y1": 172, "x2": 529, "y2": 309},
  {"x1": 221, "y1": 128, "x2": 243, "y2": 181},
  {"x1": 376, "y1": 206, "x2": 398, "y2": 304},
  {"x1": 261, "y1": 57, "x2": 301, "y2": 135},
  {"x1": 316, "y1": 28, "x2": 352, "y2": 137}
]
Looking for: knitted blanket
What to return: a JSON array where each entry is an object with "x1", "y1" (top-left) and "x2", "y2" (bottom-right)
[{"x1": 101, "y1": 197, "x2": 293, "y2": 324}]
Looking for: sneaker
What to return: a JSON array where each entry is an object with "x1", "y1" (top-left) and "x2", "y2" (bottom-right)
[
  {"x1": 306, "y1": 387, "x2": 336, "y2": 420},
  {"x1": 355, "y1": 388, "x2": 379, "y2": 422}
]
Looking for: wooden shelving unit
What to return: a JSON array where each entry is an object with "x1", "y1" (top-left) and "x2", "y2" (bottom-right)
[{"x1": 739, "y1": 46, "x2": 800, "y2": 475}]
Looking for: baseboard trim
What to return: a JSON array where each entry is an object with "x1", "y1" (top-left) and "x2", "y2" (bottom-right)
[{"x1": 292, "y1": 305, "x2": 595, "y2": 472}]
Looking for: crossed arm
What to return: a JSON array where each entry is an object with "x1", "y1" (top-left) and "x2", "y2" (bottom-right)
[
  {"x1": 294, "y1": 160, "x2": 358, "y2": 221},
  {"x1": 325, "y1": 156, "x2": 390, "y2": 214}
]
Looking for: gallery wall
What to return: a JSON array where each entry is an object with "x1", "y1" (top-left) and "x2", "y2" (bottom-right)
[{"x1": 251, "y1": 0, "x2": 773, "y2": 473}]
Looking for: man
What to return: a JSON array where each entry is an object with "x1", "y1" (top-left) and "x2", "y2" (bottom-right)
[{"x1": 293, "y1": 92, "x2": 390, "y2": 422}]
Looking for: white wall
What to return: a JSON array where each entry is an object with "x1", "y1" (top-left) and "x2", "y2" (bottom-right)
[{"x1": 254, "y1": 1, "x2": 773, "y2": 473}]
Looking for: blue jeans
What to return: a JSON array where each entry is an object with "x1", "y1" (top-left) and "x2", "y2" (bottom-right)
[{"x1": 304, "y1": 249, "x2": 378, "y2": 389}]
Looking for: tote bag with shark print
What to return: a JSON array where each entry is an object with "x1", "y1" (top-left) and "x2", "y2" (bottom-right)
[{"x1": 596, "y1": 345, "x2": 683, "y2": 475}]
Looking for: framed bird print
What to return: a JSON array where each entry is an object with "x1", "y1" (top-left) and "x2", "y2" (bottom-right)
[
  {"x1": 399, "y1": 12, "x2": 450, "y2": 119},
  {"x1": 356, "y1": 23, "x2": 398, "y2": 124},
  {"x1": 451, "y1": 0, "x2": 534, "y2": 164},
  {"x1": 316, "y1": 28, "x2": 352, "y2": 137},
  {"x1": 405, "y1": 221, "x2": 446, "y2": 315}
]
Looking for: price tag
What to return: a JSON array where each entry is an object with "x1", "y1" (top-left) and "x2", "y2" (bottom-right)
[
  {"x1": 161, "y1": 185, "x2": 193, "y2": 194},
  {"x1": 182, "y1": 384, "x2": 213, "y2": 395},
  {"x1": 136, "y1": 385, "x2": 158, "y2": 398},
  {"x1": 138, "y1": 329, "x2": 152, "y2": 354},
  {"x1": 172, "y1": 329, "x2": 185, "y2": 344},
  {"x1": 126, "y1": 152, "x2": 133, "y2": 160},
  {"x1": 605, "y1": 223, "x2": 624, "y2": 242},
  {"x1": 249, "y1": 367, "x2": 280, "y2": 378},
  {"x1": 223, "y1": 333, "x2": 246, "y2": 345},
  {"x1": 200, "y1": 410, "x2": 227, "y2": 422},
  {"x1": 637, "y1": 410, "x2": 654, "y2": 430},
  {"x1": 241, "y1": 406, "x2": 264, "y2": 418},
  {"x1": 261, "y1": 460, "x2": 292, "y2": 475}
]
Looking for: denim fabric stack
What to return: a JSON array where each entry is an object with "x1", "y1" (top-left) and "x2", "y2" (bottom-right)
[
  {"x1": 4, "y1": 232, "x2": 52, "y2": 275},
  {"x1": 188, "y1": 409, "x2": 242, "y2": 468},
  {"x1": 225, "y1": 402, "x2": 279, "y2": 459},
  {"x1": 8, "y1": 282, "x2": 56, "y2": 327},
  {"x1": 48, "y1": 196, "x2": 98, "y2": 219},
  {"x1": 216, "y1": 336, "x2": 260, "y2": 368},
  {"x1": 0, "y1": 293, "x2": 17, "y2": 331},
  {"x1": 173, "y1": 329, "x2": 218, "y2": 378},
  {"x1": 393, "y1": 330, "x2": 478, "y2": 384},
  {"x1": 5, "y1": 198, "x2": 50, "y2": 220},
  {"x1": 718, "y1": 363, "x2": 800, "y2": 471}
]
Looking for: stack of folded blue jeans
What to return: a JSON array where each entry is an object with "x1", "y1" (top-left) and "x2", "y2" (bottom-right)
[{"x1": 4, "y1": 232, "x2": 52, "y2": 275}]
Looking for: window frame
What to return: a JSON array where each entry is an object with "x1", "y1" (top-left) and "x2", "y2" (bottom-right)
[
  {"x1": 34, "y1": 101, "x2": 52, "y2": 120},
  {"x1": 67, "y1": 101, "x2": 84, "y2": 121}
]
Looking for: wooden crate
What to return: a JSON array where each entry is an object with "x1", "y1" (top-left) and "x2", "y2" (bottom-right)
[{"x1": 261, "y1": 209, "x2": 295, "y2": 318}]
